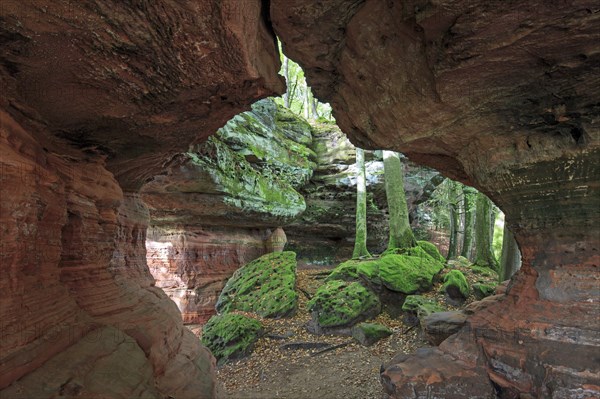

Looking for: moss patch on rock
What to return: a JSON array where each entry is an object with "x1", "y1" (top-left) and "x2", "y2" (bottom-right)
[
  {"x1": 416, "y1": 241, "x2": 445, "y2": 263},
  {"x1": 325, "y1": 259, "x2": 361, "y2": 282},
  {"x1": 201, "y1": 313, "x2": 262, "y2": 364},
  {"x1": 216, "y1": 251, "x2": 298, "y2": 318},
  {"x1": 469, "y1": 264, "x2": 499, "y2": 279},
  {"x1": 402, "y1": 295, "x2": 445, "y2": 317},
  {"x1": 357, "y1": 253, "x2": 444, "y2": 294},
  {"x1": 351, "y1": 322, "x2": 392, "y2": 346},
  {"x1": 307, "y1": 280, "x2": 381, "y2": 328},
  {"x1": 443, "y1": 270, "x2": 470, "y2": 299},
  {"x1": 473, "y1": 283, "x2": 498, "y2": 300}
]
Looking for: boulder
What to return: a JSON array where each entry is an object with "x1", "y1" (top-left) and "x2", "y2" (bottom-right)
[
  {"x1": 401, "y1": 295, "x2": 445, "y2": 326},
  {"x1": 422, "y1": 311, "x2": 468, "y2": 346},
  {"x1": 352, "y1": 323, "x2": 393, "y2": 346},
  {"x1": 472, "y1": 283, "x2": 498, "y2": 300},
  {"x1": 443, "y1": 270, "x2": 470, "y2": 302},
  {"x1": 201, "y1": 314, "x2": 263, "y2": 365},
  {"x1": 216, "y1": 251, "x2": 298, "y2": 318},
  {"x1": 307, "y1": 280, "x2": 381, "y2": 332}
]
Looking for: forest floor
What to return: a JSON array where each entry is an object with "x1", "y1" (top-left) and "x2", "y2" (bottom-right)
[{"x1": 208, "y1": 261, "x2": 484, "y2": 399}]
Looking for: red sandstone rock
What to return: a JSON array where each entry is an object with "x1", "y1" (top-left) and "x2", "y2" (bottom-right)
[
  {"x1": 272, "y1": 1, "x2": 600, "y2": 397},
  {"x1": 0, "y1": 1, "x2": 282, "y2": 397}
]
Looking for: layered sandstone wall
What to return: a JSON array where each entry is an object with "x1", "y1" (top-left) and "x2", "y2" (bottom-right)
[
  {"x1": 0, "y1": 0, "x2": 283, "y2": 397},
  {"x1": 272, "y1": 1, "x2": 600, "y2": 397}
]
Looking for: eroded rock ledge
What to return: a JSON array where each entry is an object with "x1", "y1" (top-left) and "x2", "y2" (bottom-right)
[
  {"x1": 272, "y1": 0, "x2": 599, "y2": 397},
  {"x1": 0, "y1": 1, "x2": 282, "y2": 397}
]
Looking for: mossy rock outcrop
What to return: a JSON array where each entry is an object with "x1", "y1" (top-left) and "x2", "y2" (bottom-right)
[
  {"x1": 216, "y1": 251, "x2": 298, "y2": 318},
  {"x1": 473, "y1": 283, "x2": 498, "y2": 300},
  {"x1": 307, "y1": 280, "x2": 381, "y2": 330},
  {"x1": 469, "y1": 264, "x2": 499, "y2": 279},
  {"x1": 443, "y1": 270, "x2": 470, "y2": 300},
  {"x1": 358, "y1": 253, "x2": 444, "y2": 294},
  {"x1": 351, "y1": 322, "x2": 392, "y2": 346},
  {"x1": 201, "y1": 313, "x2": 263, "y2": 364}
]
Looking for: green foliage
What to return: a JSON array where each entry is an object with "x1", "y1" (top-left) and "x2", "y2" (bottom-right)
[
  {"x1": 201, "y1": 313, "x2": 262, "y2": 364},
  {"x1": 443, "y1": 270, "x2": 470, "y2": 299},
  {"x1": 216, "y1": 252, "x2": 298, "y2": 318},
  {"x1": 307, "y1": 280, "x2": 380, "y2": 328}
]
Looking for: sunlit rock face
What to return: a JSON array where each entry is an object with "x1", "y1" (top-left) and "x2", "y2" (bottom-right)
[
  {"x1": 0, "y1": 0, "x2": 282, "y2": 397},
  {"x1": 272, "y1": 0, "x2": 600, "y2": 397}
]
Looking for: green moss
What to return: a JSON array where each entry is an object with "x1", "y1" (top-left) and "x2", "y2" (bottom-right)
[
  {"x1": 325, "y1": 259, "x2": 361, "y2": 282},
  {"x1": 473, "y1": 283, "x2": 498, "y2": 299},
  {"x1": 216, "y1": 252, "x2": 298, "y2": 318},
  {"x1": 307, "y1": 280, "x2": 381, "y2": 328},
  {"x1": 402, "y1": 295, "x2": 445, "y2": 317},
  {"x1": 443, "y1": 270, "x2": 470, "y2": 299},
  {"x1": 416, "y1": 241, "x2": 446, "y2": 263},
  {"x1": 351, "y1": 322, "x2": 392, "y2": 346},
  {"x1": 356, "y1": 254, "x2": 444, "y2": 294},
  {"x1": 469, "y1": 265, "x2": 499, "y2": 279},
  {"x1": 201, "y1": 313, "x2": 262, "y2": 364}
]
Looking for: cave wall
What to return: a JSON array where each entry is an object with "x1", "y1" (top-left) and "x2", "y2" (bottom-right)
[
  {"x1": 0, "y1": 0, "x2": 283, "y2": 397},
  {"x1": 271, "y1": 0, "x2": 599, "y2": 397}
]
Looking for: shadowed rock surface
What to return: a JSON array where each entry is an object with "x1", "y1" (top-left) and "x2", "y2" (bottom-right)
[
  {"x1": 272, "y1": 1, "x2": 599, "y2": 397},
  {"x1": 0, "y1": 0, "x2": 598, "y2": 398}
]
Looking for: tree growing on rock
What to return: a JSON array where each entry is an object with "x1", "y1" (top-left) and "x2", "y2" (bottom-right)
[
  {"x1": 383, "y1": 150, "x2": 416, "y2": 250},
  {"x1": 353, "y1": 148, "x2": 371, "y2": 258},
  {"x1": 474, "y1": 191, "x2": 498, "y2": 270}
]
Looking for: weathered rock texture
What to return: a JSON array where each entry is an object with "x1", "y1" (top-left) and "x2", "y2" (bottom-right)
[
  {"x1": 1, "y1": 0, "x2": 283, "y2": 397},
  {"x1": 272, "y1": 1, "x2": 599, "y2": 397},
  {"x1": 141, "y1": 100, "x2": 441, "y2": 323}
]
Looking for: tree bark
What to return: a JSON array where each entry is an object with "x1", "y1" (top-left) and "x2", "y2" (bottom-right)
[
  {"x1": 282, "y1": 55, "x2": 290, "y2": 108},
  {"x1": 353, "y1": 148, "x2": 371, "y2": 258},
  {"x1": 447, "y1": 181, "x2": 459, "y2": 260},
  {"x1": 500, "y1": 225, "x2": 521, "y2": 281},
  {"x1": 383, "y1": 151, "x2": 415, "y2": 250},
  {"x1": 460, "y1": 186, "x2": 477, "y2": 260},
  {"x1": 474, "y1": 192, "x2": 498, "y2": 270}
]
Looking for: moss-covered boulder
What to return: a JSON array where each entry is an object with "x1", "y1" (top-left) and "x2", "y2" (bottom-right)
[
  {"x1": 351, "y1": 322, "x2": 392, "y2": 346},
  {"x1": 325, "y1": 259, "x2": 361, "y2": 282},
  {"x1": 307, "y1": 280, "x2": 381, "y2": 329},
  {"x1": 216, "y1": 251, "x2": 298, "y2": 318},
  {"x1": 357, "y1": 253, "x2": 444, "y2": 294},
  {"x1": 473, "y1": 283, "x2": 498, "y2": 300},
  {"x1": 201, "y1": 313, "x2": 262, "y2": 364},
  {"x1": 402, "y1": 295, "x2": 445, "y2": 317},
  {"x1": 443, "y1": 270, "x2": 470, "y2": 300},
  {"x1": 402, "y1": 295, "x2": 446, "y2": 326},
  {"x1": 447, "y1": 256, "x2": 472, "y2": 269},
  {"x1": 469, "y1": 264, "x2": 499, "y2": 279},
  {"x1": 416, "y1": 241, "x2": 445, "y2": 263}
]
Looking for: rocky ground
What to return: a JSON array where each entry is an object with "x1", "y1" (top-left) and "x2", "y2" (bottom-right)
[{"x1": 194, "y1": 260, "x2": 494, "y2": 399}]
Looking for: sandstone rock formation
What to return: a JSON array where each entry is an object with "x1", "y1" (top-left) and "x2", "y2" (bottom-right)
[
  {"x1": 272, "y1": 1, "x2": 599, "y2": 397},
  {"x1": 1, "y1": 0, "x2": 598, "y2": 398},
  {"x1": 0, "y1": 1, "x2": 283, "y2": 397}
]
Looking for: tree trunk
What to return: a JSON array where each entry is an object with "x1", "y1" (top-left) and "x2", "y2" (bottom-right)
[
  {"x1": 460, "y1": 186, "x2": 477, "y2": 260},
  {"x1": 310, "y1": 91, "x2": 319, "y2": 118},
  {"x1": 474, "y1": 192, "x2": 498, "y2": 270},
  {"x1": 447, "y1": 181, "x2": 459, "y2": 260},
  {"x1": 383, "y1": 151, "x2": 415, "y2": 250},
  {"x1": 282, "y1": 55, "x2": 290, "y2": 108},
  {"x1": 303, "y1": 88, "x2": 311, "y2": 119},
  {"x1": 353, "y1": 148, "x2": 371, "y2": 258},
  {"x1": 500, "y1": 225, "x2": 521, "y2": 281}
]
